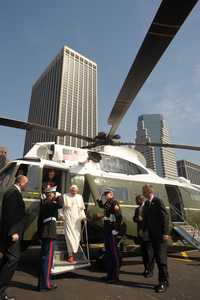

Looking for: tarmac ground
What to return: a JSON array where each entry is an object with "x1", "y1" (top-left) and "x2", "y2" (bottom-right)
[{"x1": 2, "y1": 247, "x2": 200, "y2": 300}]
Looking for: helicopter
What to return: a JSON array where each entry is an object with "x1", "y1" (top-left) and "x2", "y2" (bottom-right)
[{"x1": 0, "y1": 0, "x2": 200, "y2": 256}]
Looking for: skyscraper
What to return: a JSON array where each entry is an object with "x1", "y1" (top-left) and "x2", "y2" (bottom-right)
[
  {"x1": 0, "y1": 146, "x2": 7, "y2": 170},
  {"x1": 24, "y1": 46, "x2": 97, "y2": 154},
  {"x1": 135, "y1": 114, "x2": 177, "y2": 178},
  {"x1": 177, "y1": 160, "x2": 200, "y2": 185}
]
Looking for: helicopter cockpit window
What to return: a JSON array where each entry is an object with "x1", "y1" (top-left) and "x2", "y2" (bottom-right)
[
  {"x1": 0, "y1": 163, "x2": 17, "y2": 187},
  {"x1": 100, "y1": 154, "x2": 147, "y2": 175},
  {"x1": 128, "y1": 162, "x2": 148, "y2": 175},
  {"x1": 97, "y1": 186, "x2": 128, "y2": 203}
]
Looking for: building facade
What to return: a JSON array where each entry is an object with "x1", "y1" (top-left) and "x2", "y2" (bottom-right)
[
  {"x1": 0, "y1": 146, "x2": 7, "y2": 170},
  {"x1": 177, "y1": 160, "x2": 200, "y2": 185},
  {"x1": 135, "y1": 114, "x2": 177, "y2": 178},
  {"x1": 24, "y1": 46, "x2": 97, "y2": 154}
]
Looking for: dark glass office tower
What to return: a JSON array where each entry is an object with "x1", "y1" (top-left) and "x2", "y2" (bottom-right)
[{"x1": 135, "y1": 114, "x2": 177, "y2": 178}]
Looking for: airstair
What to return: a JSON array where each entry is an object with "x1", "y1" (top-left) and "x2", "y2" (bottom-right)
[
  {"x1": 173, "y1": 223, "x2": 200, "y2": 250},
  {"x1": 171, "y1": 204, "x2": 200, "y2": 250},
  {"x1": 51, "y1": 221, "x2": 90, "y2": 275}
]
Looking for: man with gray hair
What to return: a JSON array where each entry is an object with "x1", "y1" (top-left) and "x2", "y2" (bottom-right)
[{"x1": 0, "y1": 175, "x2": 28, "y2": 300}]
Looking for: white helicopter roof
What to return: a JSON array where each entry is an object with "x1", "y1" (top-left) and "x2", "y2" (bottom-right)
[
  {"x1": 102, "y1": 145, "x2": 146, "y2": 167},
  {"x1": 25, "y1": 142, "x2": 147, "y2": 168},
  {"x1": 23, "y1": 142, "x2": 200, "y2": 192},
  {"x1": 25, "y1": 142, "x2": 88, "y2": 165}
]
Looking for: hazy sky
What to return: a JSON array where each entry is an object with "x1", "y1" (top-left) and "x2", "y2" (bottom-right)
[{"x1": 0, "y1": 0, "x2": 200, "y2": 163}]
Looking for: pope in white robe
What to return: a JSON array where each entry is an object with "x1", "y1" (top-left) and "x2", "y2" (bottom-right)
[{"x1": 62, "y1": 185, "x2": 86, "y2": 263}]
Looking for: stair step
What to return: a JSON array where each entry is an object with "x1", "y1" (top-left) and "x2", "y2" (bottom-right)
[
  {"x1": 54, "y1": 251, "x2": 66, "y2": 261},
  {"x1": 54, "y1": 260, "x2": 90, "y2": 267},
  {"x1": 56, "y1": 228, "x2": 65, "y2": 235}
]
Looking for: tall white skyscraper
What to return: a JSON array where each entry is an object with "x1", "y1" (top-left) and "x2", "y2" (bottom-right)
[
  {"x1": 135, "y1": 114, "x2": 177, "y2": 178},
  {"x1": 24, "y1": 46, "x2": 97, "y2": 154}
]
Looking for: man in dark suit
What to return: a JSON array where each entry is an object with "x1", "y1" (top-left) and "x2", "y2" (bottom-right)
[
  {"x1": 142, "y1": 184, "x2": 169, "y2": 293},
  {"x1": 0, "y1": 175, "x2": 28, "y2": 300},
  {"x1": 133, "y1": 195, "x2": 154, "y2": 277}
]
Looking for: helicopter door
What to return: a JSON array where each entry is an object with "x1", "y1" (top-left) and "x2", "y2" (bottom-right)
[
  {"x1": 165, "y1": 185, "x2": 185, "y2": 223},
  {"x1": 15, "y1": 163, "x2": 42, "y2": 240},
  {"x1": 42, "y1": 168, "x2": 63, "y2": 193}
]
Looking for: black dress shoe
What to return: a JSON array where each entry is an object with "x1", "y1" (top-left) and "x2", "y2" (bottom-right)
[
  {"x1": 107, "y1": 278, "x2": 119, "y2": 284},
  {"x1": 144, "y1": 272, "x2": 153, "y2": 278},
  {"x1": 100, "y1": 276, "x2": 110, "y2": 282},
  {"x1": 1, "y1": 295, "x2": 16, "y2": 300},
  {"x1": 107, "y1": 280, "x2": 119, "y2": 284},
  {"x1": 165, "y1": 281, "x2": 169, "y2": 287},
  {"x1": 155, "y1": 283, "x2": 168, "y2": 293},
  {"x1": 38, "y1": 284, "x2": 57, "y2": 292},
  {"x1": 142, "y1": 270, "x2": 148, "y2": 276}
]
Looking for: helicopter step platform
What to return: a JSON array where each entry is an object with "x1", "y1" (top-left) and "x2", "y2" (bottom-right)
[
  {"x1": 52, "y1": 247, "x2": 90, "y2": 275},
  {"x1": 173, "y1": 223, "x2": 200, "y2": 250},
  {"x1": 51, "y1": 222, "x2": 90, "y2": 275}
]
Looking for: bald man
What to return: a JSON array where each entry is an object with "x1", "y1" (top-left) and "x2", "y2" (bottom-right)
[{"x1": 0, "y1": 175, "x2": 28, "y2": 300}]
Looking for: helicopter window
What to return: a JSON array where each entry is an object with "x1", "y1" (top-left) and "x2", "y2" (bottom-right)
[
  {"x1": 128, "y1": 162, "x2": 148, "y2": 175},
  {"x1": 15, "y1": 164, "x2": 41, "y2": 194},
  {"x1": 25, "y1": 165, "x2": 41, "y2": 193},
  {"x1": 0, "y1": 163, "x2": 17, "y2": 187},
  {"x1": 97, "y1": 186, "x2": 128, "y2": 203},
  {"x1": 129, "y1": 181, "x2": 169, "y2": 206},
  {"x1": 100, "y1": 154, "x2": 147, "y2": 175},
  {"x1": 190, "y1": 189, "x2": 200, "y2": 202},
  {"x1": 179, "y1": 187, "x2": 200, "y2": 204},
  {"x1": 178, "y1": 187, "x2": 200, "y2": 226}
]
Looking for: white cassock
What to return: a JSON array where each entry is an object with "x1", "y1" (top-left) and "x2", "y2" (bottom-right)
[{"x1": 63, "y1": 193, "x2": 86, "y2": 255}]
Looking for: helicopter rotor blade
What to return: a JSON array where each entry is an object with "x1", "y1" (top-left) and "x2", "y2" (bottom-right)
[
  {"x1": 117, "y1": 142, "x2": 200, "y2": 152},
  {"x1": 81, "y1": 143, "x2": 99, "y2": 149},
  {"x1": 108, "y1": 0, "x2": 198, "y2": 136},
  {"x1": 0, "y1": 117, "x2": 94, "y2": 143}
]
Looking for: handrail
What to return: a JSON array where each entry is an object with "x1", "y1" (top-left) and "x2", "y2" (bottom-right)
[
  {"x1": 170, "y1": 203, "x2": 185, "y2": 222},
  {"x1": 170, "y1": 203, "x2": 200, "y2": 242}
]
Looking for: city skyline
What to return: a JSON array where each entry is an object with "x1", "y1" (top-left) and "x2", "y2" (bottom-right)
[
  {"x1": 24, "y1": 46, "x2": 97, "y2": 153},
  {"x1": 0, "y1": 1, "x2": 200, "y2": 163}
]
